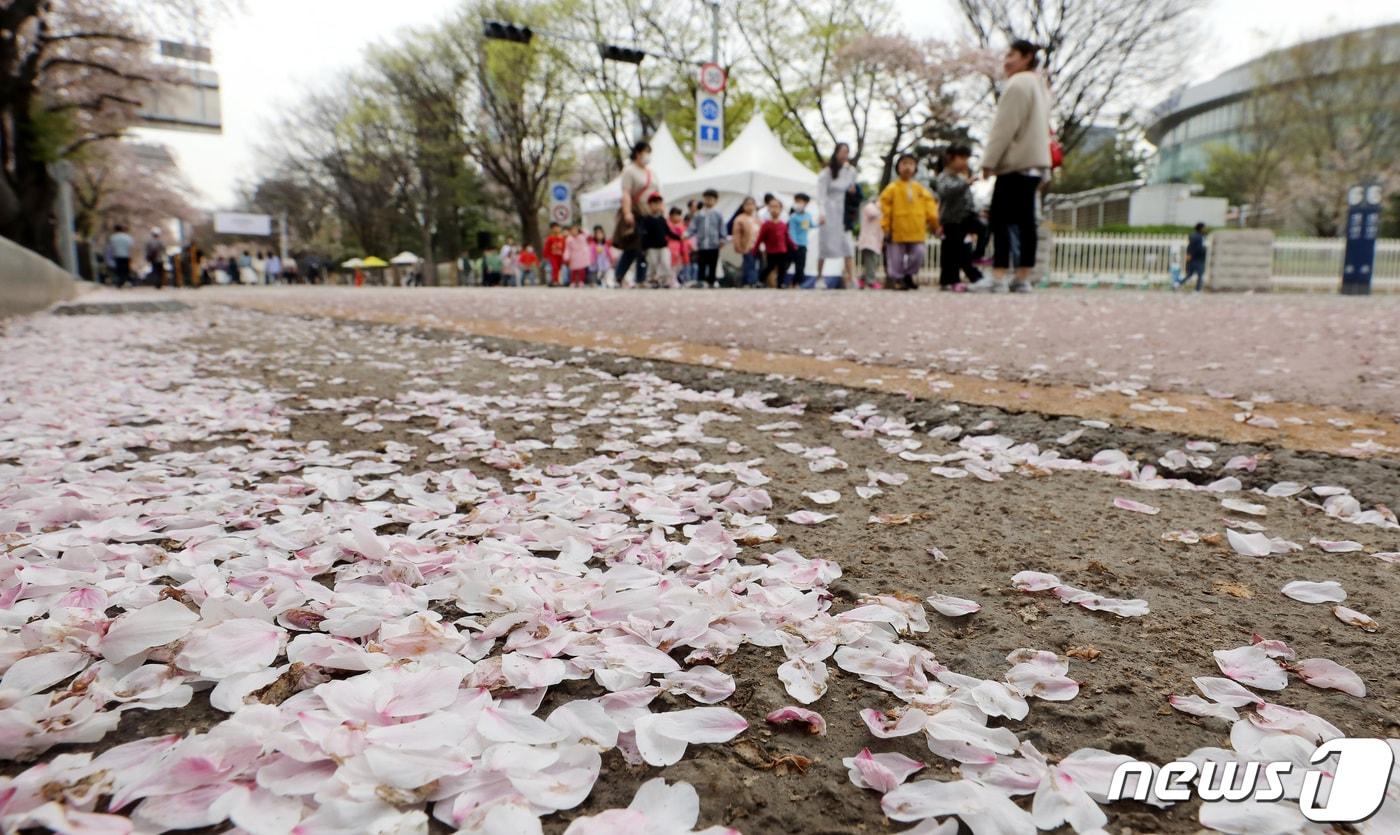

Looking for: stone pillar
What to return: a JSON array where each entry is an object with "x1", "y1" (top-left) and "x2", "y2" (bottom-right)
[{"x1": 1206, "y1": 229, "x2": 1273, "y2": 292}]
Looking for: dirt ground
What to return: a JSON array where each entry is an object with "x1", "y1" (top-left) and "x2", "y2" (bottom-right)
[{"x1": 6, "y1": 303, "x2": 1399, "y2": 833}]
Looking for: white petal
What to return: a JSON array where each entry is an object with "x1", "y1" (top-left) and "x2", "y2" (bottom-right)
[
  {"x1": 176, "y1": 618, "x2": 285, "y2": 679},
  {"x1": 1333, "y1": 605, "x2": 1378, "y2": 632},
  {"x1": 1280, "y1": 580, "x2": 1346, "y2": 604},
  {"x1": 777, "y1": 657, "x2": 828, "y2": 704},
  {"x1": 101, "y1": 599, "x2": 200, "y2": 663},
  {"x1": 1226, "y1": 529, "x2": 1272, "y2": 557},
  {"x1": 1213, "y1": 646, "x2": 1287, "y2": 691},
  {"x1": 478, "y1": 706, "x2": 567, "y2": 744},
  {"x1": 628, "y1": 778, "x2": 700, "y2": 830},
  {"x1": 925, "y1": 593, "x2": 981, "y2": 617},
  {"x1": 802, "y1": 490, "x2": 841, "y2": 505}
]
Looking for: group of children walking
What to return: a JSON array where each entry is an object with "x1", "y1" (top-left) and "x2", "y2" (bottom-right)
[{"x1": 479, "y1": 145, "x2": 988, "y2": 291}]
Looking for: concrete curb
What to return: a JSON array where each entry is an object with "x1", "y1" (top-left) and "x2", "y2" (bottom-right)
[{"x1": 1, "y1": 236, "x2": 85, "y2": 318}]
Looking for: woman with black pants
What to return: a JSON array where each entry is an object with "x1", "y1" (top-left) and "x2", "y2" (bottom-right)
[{"x1": 975, "y1": 39, "x2": 1052, "y2": 293}]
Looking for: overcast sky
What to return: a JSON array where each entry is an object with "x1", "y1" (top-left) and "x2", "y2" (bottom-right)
[{"x1": 137, "y1": 0, "x2": 1399, "y2": 208}]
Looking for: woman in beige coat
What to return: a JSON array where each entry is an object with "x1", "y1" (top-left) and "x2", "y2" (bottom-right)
[{"x1": 976, "y1": 39, "x2": 1052, "y2": 293}]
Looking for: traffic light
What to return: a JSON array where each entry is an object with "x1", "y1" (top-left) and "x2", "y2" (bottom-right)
[
  {"x1": 599, "y1": 43, "x2": 646, "y2": 64},
  {"x1": 483, "y1": 20, "x2": 533, "y2": 44}
]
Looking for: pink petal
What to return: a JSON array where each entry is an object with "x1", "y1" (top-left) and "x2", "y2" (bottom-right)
[
  {"x1": 785, "y1": 510, "x2": 836, "y2": 525},
  {"x1": 1291, "y1": 658, "x2": 1366, "y2": 697},
  {"x1": 845, "y1": 748, "x2": 925, "y2": 793},
  {"x1": 632, "y1": 707, "x2": 746, "y2": 766},
  {"x1": 1112, "y1": 497, "x2": 1159, "y2": 515},
  {"x1": 765, "y1": 706, "x2": 827, "y2": 735}
]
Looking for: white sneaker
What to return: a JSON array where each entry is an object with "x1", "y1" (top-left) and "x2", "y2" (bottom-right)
[
  {"x1": 1009, "y1": 282, "x2": 1032, "y2": 293},
  {"x1": 967, "y1": 277, "x2": 997, "y2": 293}
]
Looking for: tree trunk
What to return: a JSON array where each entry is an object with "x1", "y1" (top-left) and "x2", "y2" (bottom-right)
[
  {"x1": 419, "y1": 220, "x2": 438, "y2": 286},
  {"x1": 515, "y1": 189, "x2": 542, "y2": 254}
]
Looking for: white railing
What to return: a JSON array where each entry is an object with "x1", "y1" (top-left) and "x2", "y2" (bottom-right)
[{"x1": 918, "y1": 234, "x2": 1400, "y2": 291}]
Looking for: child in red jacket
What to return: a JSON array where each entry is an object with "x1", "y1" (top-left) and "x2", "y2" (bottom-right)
[
  {"x1": 543, "y1": 223, "x2": 567, "y2": 285},
  {"x1": 756, "y1": 195, "x2": 794, "y2": 288}
]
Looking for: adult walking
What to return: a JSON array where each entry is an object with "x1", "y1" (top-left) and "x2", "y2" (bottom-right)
[
  {"x1": 144, "y1": 229, "x2": 167, "y2": 289},
  {"x1": 816, "y1": 142, "x2": 857, "y2": 288},
  {"x1": 613, "y1": 140, "x2": 659, "y2": 288},
  {"x1": 976, "y1": 39, "x2": 1051, "y2": 294},
  {"x1": 108, "y1": 224, "x2": 133, "y2": 288}
]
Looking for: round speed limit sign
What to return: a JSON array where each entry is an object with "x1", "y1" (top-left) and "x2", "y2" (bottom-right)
[
  {"x1": 550, "y1": 203, "x2": 572, "y2": 224},
  {"x1": 698, "y1": 62, "x2": 727, "y2": 94}
]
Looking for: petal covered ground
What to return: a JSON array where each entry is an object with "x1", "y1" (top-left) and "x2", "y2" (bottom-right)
[{"x1": 1, "y1": 303, "x2": 1398, "y2": 834}]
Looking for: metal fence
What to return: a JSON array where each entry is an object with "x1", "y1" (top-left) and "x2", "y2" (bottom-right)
[{"x1": 918, "y1": 233, "x2": 1400, "y2": 291}]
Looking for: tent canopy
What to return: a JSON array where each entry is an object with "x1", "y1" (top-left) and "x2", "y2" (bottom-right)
[
  {"x1": 579, "y1": 123, "x2": 695, "y2": 216},
  {"x1": 665, "y1": 117, "x2": 818, "y2": 209},
  {"x1": 340, "y1": 257, "x2": 365, "y2": 269},
  {"x1": 390, "y1": 251, "x2": 422, "y2": 265},
  {"x1": 361, "y1": 256, "x2": 389, "y2": 268}
]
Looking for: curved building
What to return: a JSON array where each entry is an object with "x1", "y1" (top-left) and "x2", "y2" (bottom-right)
[{"x1": 1145, "y1": 23, "x2": 1400, "y2": 184}]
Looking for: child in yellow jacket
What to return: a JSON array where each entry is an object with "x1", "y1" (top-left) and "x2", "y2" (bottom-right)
[{"x1": 879, "y1": 153, "x2": 940, "y2": 290}]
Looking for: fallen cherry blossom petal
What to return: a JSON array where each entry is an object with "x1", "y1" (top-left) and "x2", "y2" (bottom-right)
[
  {"x1": 1332, "y1": 605, "x2": 1378, "y2": 632},
  {"x1": 1112, "y1": 497, "x2": 1159, "y2": 515},
  {"x1": 1291, "y1": 658, "x2": 1366, "y2": 697},
  {"x1": 844, "y1": 748, "x2": 925, "y2": 793},
  {"x1": 1213, "y1": 645, "x2": 1287, "y2": 690},
  {"x1": 1225, "y1": 529, "x2": 1272, "y2": 557},
  {"x1": 1280, "y1": 580, "x2": 1346, "y2": 604},
  {"x1": 633, "y1": 707, "x2": 748, "y2": 766},
  {"x1": 765, "y1": 706, "x2": 827, "y2": 735},
  {"x1": 1310, "y1": 538, "x2": 1363, "y2": 553},
  {"x1": 924, "y1": 593, "x2": 981, "y2": 617}
]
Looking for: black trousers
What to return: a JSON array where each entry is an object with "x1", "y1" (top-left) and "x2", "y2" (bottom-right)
[
  {"x1": 614, "y1": 248, "x2": 648, "y2": 286},
  {"x1": 694, "y1": 248, "x2": 719, "y2": 286},
  {"x1": 990, "y1": 172, "x2": 1041, "y2": 269},
  {"x1": 760, "y1": 252, "x2": 789, "y2": 287},
  {"x1": 939, "y1": 220, "x2": 983, "y2": 287}
]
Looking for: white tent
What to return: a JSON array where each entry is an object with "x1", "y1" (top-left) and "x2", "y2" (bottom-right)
[
  {"x1": 390, "y1": 251, "x2": 422, "y2": 265},
  {"x1": 665, "y1": 117, "x2": 827, "y2": 277},
  {"x1": 579, "y1": 123, "x2": 695, "y2": 232}
]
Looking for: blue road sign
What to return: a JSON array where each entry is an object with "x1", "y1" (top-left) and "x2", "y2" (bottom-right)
[
  {"x1": 550, "y1": 183, "x2": 571, "y2": 203},
  {"x1": 696, "y1": 91, "x2": 724, "y2": 157}
]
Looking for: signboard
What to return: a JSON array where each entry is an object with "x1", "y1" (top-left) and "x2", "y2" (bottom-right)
[
  {"x1": 548, "y1": 181, "x2": 573, "y2": 225},
  {"x1": 696, "y1": 90, "x2": 724, "y2": 158},
  {"x1": 213, "y1": 212, "x2": 272, "y2": 236},
  {"x1": 1341, "y1": 181, "x2": 1383, "y2": 296},
  {"x1": 699, "y1": 62, "x2": 727, "y2": 94}
]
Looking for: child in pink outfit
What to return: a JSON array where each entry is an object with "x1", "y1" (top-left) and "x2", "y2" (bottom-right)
[
  {"x1": 856, "y1": 200, "x2": 884, "y2": 289},
  {"x1": 564, "y1": 224, "x2": 591, "y2": 286}
]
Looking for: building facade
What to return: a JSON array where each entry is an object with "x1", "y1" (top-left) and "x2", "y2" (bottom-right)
[{"x1": 1145, "y1": 23, "x2": 1400, "y2": 184}]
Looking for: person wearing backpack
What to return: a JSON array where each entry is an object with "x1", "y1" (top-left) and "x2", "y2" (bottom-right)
[{"x1": 974, "y1": 39, "x2": 1052, "y2": 294}]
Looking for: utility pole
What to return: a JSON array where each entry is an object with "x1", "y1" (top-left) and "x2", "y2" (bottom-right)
[{"x1": 709, "y1": 0, "x2": 720, "y2": 64}]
